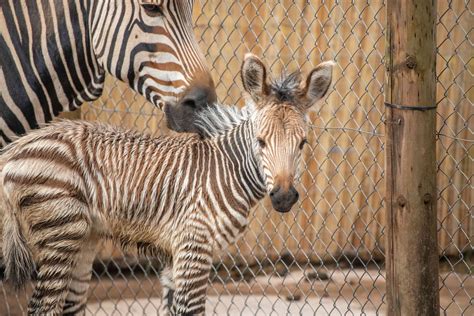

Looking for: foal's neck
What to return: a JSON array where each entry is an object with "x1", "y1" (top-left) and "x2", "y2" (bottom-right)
[{"x1": 215, "y1": 120, "x2": 266, "y2": 204}]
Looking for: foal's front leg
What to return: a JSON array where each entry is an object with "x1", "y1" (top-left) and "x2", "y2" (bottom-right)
[{"x1": 172, "y1": 232, "x2": 213, "y2": 315}]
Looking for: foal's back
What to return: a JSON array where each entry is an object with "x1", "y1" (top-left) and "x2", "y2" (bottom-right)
[{"x1": 1, "y1": 120, "x2": 201, "y2": 232}]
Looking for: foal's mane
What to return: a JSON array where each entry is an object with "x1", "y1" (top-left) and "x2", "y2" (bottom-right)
[
  {"x1": 195, "y1": 103, "x2": 254, "y2": 138},
  {"x1": 195, "y1": 71, "x2": 303, "y2": 138}
]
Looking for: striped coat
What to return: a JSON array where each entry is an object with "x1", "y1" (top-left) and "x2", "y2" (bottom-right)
[{"x1": 0, "y1": 0, "x2": 215, "y2": 146}]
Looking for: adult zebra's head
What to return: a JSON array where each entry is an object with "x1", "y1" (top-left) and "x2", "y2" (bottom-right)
[
  {"x1": 91, "y1": 0, "x2": 216, "y2": 133},
  {"x1": 241, "y1": 54, "x2": 334, "y2": 213}
]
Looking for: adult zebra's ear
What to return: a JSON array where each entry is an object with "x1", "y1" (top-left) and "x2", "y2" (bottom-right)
[
  {"x1": 301, "y1": 61, "x2": 335, "y2": 110},
  {"x1": 241, "y1": 53, "x2": 269, "y2": 103}
]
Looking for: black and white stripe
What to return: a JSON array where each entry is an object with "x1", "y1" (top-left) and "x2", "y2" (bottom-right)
[{"x1": 0, "y1": 0, "x2": 214, "y2": 146}]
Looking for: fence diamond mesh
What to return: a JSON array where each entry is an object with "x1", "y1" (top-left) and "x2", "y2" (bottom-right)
[
  {"x1": 436, "y1": 1, "x2": 473, "y2": 315},
  {"x1": 1, "y1": 0, "x2": 472, "y2": 315}
]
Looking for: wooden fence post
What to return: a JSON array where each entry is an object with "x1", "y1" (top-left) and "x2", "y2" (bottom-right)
[{"x1": 385, "y1": 0, "x2": 440, "y2": 315}]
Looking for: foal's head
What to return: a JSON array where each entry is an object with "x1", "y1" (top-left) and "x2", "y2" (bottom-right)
[{"x1": 241, "y1": 54, "x2": 334, "y2": 213}]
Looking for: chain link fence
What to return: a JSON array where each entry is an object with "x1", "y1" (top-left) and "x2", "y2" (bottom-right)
[
  {"x1": 1, "y1": 0, "x2": 472, "y2": 315},
  {"x1": 435, "y1": 1, "x2": 473, "y2": 314}
]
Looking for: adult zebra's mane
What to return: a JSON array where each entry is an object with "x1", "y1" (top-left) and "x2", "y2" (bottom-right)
[{"x1": 195, "y1": 103, "x2": 255, "y2": 138}]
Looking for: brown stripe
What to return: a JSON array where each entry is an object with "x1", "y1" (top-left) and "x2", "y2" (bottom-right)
[
  {"x1": 63, "y1": 302, "x2": 87, "y2": 316},
  {"x1": 206, "y1": 149, "x2": 243, "y2": 230},
  {"x1": 37, "y1": 268, "x2": 72, "y2": 282},
  {"x1": 4, "y1": 174, "x2": 82, "y2": 197},
  {"x1": 175, "y1": 276, "x2": 208, "y2": 293},
  {"x1": 143, "y1": 61, "x2": 184, "y2": 73},
  {"x1": 129, "y1": 143, "x2": 152, "y2": 221},
  {"x1": 142, "y1": 150, "x2": 163, "y2": 218},
  {"x1": 140, "y1": 73, "x2": 187, "y2": 90},
  {"x1": 154, "y1": 146, "x2": 183, "y2": 224},
  {"x1": 178, "y1": 244, "x2": 212, "y2": 258},
  {"x1": 82, "y1": 135, "x2": 103, "y2": 211},
  {"x1": 36, "y1": 231, "x2": 86, "y2": 249},
  {"x1": 30, "y1": 212, "x2": 86, "y2": 232},
  {"x1": 20, "y1": 191, "x2": 86, "y2": 207},
  {"x1": 37, "y1": 256, "x2": 75, "y2": 270},
  {"x1": 223, "y1": 222, "x2": 237, "y2": 240},
  {"x1": 43, "y1": 244, "x2": 82, "y2": 255},
  {"x1": 97, "y1": 141, "x2": 111, "y2": 209},
  {"x1": 123, "y1": 138, "x2": 141, "y2": 219},
  {"x1": 11, "y1": 147, "x2": 78, "y2": 172},
  {"x1": 31, "y1": 283, "x2": 69, "y2": 299},
  {"x1": 215, "y1": 145, "x2": 248, "y2": 213},
  {"x1": 192, "y1": 218, "x2": 212, "y2": 238},
  {"x1": 67, "y1": 287, "x2": 88, "y2": 296},
  {"x1": 41, "y1": 135, "x2": 78, "y2": 157}
]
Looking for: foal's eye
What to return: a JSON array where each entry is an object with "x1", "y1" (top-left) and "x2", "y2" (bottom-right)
[
  {"x1": 299, "y1": 138, "x2": 308, "y2": 150},
  {"x1": 257, "y1": 138, "x2": 266, "y2": 148},
  {"x1": 141, "y1": 3, "x2": 164, "y2": 17}
]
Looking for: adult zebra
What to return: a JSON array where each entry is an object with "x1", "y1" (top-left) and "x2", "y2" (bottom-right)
[{"x1": 0, "y1": 0, "x2": 216, "y2": 147}]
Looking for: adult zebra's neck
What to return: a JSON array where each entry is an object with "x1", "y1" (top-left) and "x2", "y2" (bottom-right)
[
  {"x1": 0, "y1": 0, "x2": 105, "y2": 144},
  {"x1": 23, "y1": 0, "x2": 106, "y2": 110},
  {"x1": 216, "y1": 119, "x2": 267, "y2": 208}
]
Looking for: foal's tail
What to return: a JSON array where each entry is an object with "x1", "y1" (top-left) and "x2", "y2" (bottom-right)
[
  {"x1": 1, "y1": 149, "x2": 35, "y2": 290},
  {"x1": 2, "y1": 196, "x2": 35, "y2": 290}
]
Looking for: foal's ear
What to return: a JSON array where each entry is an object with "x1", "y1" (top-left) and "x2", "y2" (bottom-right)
[
  {"x1": 301, "y1": 61, "x2": 335, "y2": 109},
  {"x1": 241, "y1": 53, "x2": 269, "y2": 103}
]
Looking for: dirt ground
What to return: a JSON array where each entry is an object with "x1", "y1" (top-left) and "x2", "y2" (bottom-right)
[{"x1": 2, "y1": 267, "x2": 472, "y2": 315}]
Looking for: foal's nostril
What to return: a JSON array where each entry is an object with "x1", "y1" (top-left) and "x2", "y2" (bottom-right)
[
  {"x1": 285, "y1": 187, "x2": 298, "y2": 206},
  {"x1": 269, "y1": 186, "x2": 280, "y2": 198}
]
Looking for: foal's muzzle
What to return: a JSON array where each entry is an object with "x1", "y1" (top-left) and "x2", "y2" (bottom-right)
[{"x1": 269, "y1": 185, "x2": 299, "y2": 213}]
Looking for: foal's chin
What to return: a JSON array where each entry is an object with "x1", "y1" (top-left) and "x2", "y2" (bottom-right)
[{"x1": 271, "y1": 202, "x2": 297, "y2": 213}]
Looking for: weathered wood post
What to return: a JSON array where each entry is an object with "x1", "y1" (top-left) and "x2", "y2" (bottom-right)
[{"x1": 385, "y1": 0, "x2": 440, "y2": 315}]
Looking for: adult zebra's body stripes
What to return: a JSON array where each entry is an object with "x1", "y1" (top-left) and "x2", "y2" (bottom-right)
[
  {"x1": 0, "y1": 0, "x2": 216, "y2": 147},
  {"x1": 1, "y1": 54, "x2": 334, "y2": 315}
]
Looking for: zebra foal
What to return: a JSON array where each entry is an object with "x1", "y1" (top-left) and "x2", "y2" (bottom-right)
[{"x1": 1, "y1": 54, "x2": 334, "y2": 315}]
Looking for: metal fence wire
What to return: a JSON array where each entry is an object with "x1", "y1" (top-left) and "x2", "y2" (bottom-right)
[{"x1": 1, "y1": 0, "x2": 472, "y2": 315}]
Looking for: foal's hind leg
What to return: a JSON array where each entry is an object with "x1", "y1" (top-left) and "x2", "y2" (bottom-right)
[
  {"x1": 159, "y1": 265, "x2": 175, "y2": 316},
  {"x1": 26, "y1": 198, "x2": 90, "y2": 315},
  {"x1": 62, "y1": 236, "x2": 99, "y2": 315}
]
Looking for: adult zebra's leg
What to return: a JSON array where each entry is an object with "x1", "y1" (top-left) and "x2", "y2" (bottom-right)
[
  {"x1": 62, "y1": 236, "x2": 99, "y2": 315},
  {"x1": 159, "y1": 265, "x2": 175, "y2": 316},
  {"x1": 172, "y1": 228, "x2": 213, "y2": 316},
  {"x1": 27, "y1": 198, "x2": 91, "y2": 315}
]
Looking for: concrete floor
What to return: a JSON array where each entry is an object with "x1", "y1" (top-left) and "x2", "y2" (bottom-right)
[
  {"x1": 86, "y1": 295, "x2": 379, "y2": 316},
  {"x1": 2, "y1": 269, "x2": 472, "y2": 315},
  {"x1": 84, "y1": 268, "x2": 472, "y2": 315}
]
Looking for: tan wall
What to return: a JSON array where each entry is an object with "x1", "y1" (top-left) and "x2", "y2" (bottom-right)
[{"x1": 435, "y1": 0, "x2": 473, "y2": 256}]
